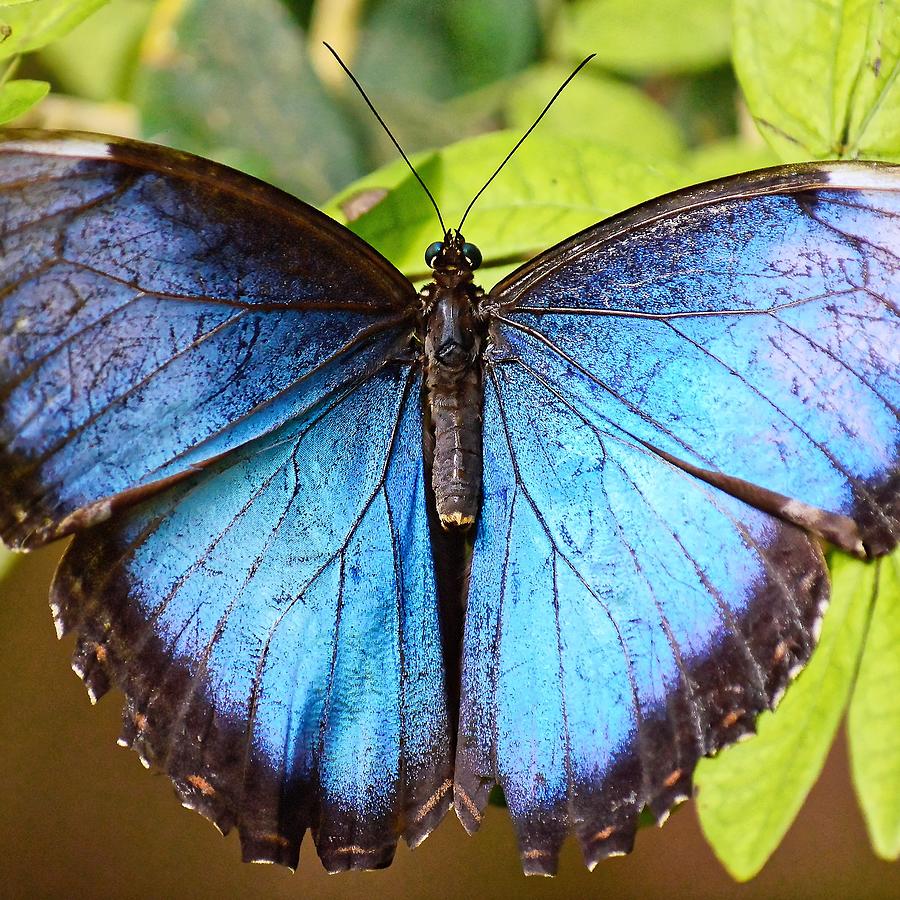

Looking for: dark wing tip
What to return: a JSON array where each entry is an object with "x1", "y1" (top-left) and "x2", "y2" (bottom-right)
[
  {"x1": 854, "y1": 469, "x2": 900, "y2": 557},
  {"x1": 316, "y1": 840, "x2": 397, "y2": 873},
  {"x1": 240, "y1": 832, "x2": 301, "y2": 870},
  {"x1": 403, "y1": 778, "x2": 454, "y2": 848},
  {"x1": 452, "y1": 775, "x2": 493, "y2": 835},
  {"x1": 581, "y1": 822, "x2": 637, "y2": 871}
]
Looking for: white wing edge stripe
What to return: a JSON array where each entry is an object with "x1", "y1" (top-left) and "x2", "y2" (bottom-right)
[
  {"x1": 822, "y1": 163, "x2": 900, "y2": 190},
  {"x1": 0, "y1": 139, "x2": 111, "y2": 158}
]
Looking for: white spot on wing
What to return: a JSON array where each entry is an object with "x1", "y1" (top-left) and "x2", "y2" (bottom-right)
[
  {"x1": 812, "y1": 616, "x2": 824, "y2": 642},
  {"x1": 0, "y1": 138, "x2": 111, "y2": 159},
  {"x1": 822, "y1": 163, "x2": 900, "y2": 191}
]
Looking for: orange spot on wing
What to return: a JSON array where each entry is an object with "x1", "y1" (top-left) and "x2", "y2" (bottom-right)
[
  {"x1": 663, "y1": 769, "x2": 683, "y2": 788},
  {"x1": 415, "y1": 779, "x2": 452, "y2": 821},
  {"x1": 455, "y1": 786, "x2": 482, "y2": 822},
  {"x1": 186, "y1": 774, "x2": 215, "y2": 796}
]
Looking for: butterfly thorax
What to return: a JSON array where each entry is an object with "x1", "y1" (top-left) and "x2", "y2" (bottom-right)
[{"x1": 421, "y1": 233, "x2": 486, "y2": 529}]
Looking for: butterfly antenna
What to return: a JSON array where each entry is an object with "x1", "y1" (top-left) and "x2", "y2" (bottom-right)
[
  {"x1": 323, "y1": 42, "x2": 447, "y2": 234},
  {"x1": 457, "y1": 54, "x2": 595, "y2": 233}
]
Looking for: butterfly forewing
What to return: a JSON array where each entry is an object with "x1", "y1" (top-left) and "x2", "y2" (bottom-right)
[{"x1": 0, "y1": 132, "x2": 417, "y2": 549}]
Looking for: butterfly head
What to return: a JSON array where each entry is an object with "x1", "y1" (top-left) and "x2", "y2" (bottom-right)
[{"x1": 424, "y1": 229, "x2": 482, "y2": 285}]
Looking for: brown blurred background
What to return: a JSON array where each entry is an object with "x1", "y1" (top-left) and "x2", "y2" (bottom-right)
[{"x1": 2, "y1": 546, "x2": 898, "y2": 899}]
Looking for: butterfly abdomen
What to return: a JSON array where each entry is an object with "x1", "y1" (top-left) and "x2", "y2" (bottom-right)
[{"x1": 423, "y1": 276, "x2": 485, "y2": 529}]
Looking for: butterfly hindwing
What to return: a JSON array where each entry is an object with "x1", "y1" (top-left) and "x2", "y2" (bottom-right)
[
  {"x1": 51, "y1": 365, "x2": 452, "y2": 870},
  {"x1": 0, "y1": 132, "x2": 416, "y2": 549},
  {"x1": 456, "y1": 366, "x2": 828, "y2": 873},
  {"x1": 455, "y1": 163, "x2": 899, "y2": 872}
]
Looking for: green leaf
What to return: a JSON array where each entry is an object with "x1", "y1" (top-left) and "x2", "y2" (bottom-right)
[
  {"x1": 684, "y1": 137, "x2": 781, "y2": 183},
  {"x1": 135, "y1": 0, "x2": 363, "y2": 203},
  {"x1": 38, "y1": 0, "x2": 151, "y2": 101},
  {"x1": 734, "y1": 0, "x2": 900, "y2": 161},
  {"x1": 323, "y1": 130, "x2": 685, "y2": 285},
  {"x1": 0, "y1": 76, "x2": 47, "y2": 122},
  {"x1": 0, "y1": 0, "x2": 109, "y2": 59},
  {"x1": 695, "y1": 553, "x2": 875, "y2": 881},
  {"x1": 554, "y1": 0, "x2": 732, "y2": 76},
  {"x1": 505, "y1": 64, "x2": 684, "y2": 160},
  {"x1": 848, "y1": 549, "x2": 900, "y2": 860}
]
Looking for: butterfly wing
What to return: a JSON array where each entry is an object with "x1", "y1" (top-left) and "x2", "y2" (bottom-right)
[
  {"x1": 51, "y1": 365, "x2": 453, "y2": 870},
  {"x1": 0, "y1": 131, "x2": 416, "y2": 548},
  {"x1": 0, "y1": 133, "x2": 452, "y2": 868},
  {"x1": 455, "y1": 162, "x2": 900, "y2": 873}
]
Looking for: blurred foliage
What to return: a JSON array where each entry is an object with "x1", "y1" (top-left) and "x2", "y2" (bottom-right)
[
  {"x1": 0, "y1": 76, "x2": 48, "y2": 119},
  {"x1": 555, "y1": 0, "x2": 733, "y2": 75},
  {"x1": 38, "y1": 0, "x2": 149, "y2": 101},
  {"x1": 323, "y1": 130, "x2": 683, "y2": 284},
  {"x1": 849, "y1": 552, "x2": 900, "y2": 860},
  {"x1": 0, "y1": 0, "x2": 107, "y2": 56},
  {"x1": 505, "y1": 62, "x2": 685, "y2": 159},
  {"x1": 136, "y1": 0, "x2": 363, "y2": 202},
  {"x1": 2, "y1": 0, "x2": 899, "y2": 884},
  {"x1": 13, "y1": 0, "x2": 770, "y2": 200},
  {"x1": 0, "y1": 546, "x2": 14, "y2": 580},
  {"x1": 0, "y1": 0, "x2": 108, "y2": 123}
]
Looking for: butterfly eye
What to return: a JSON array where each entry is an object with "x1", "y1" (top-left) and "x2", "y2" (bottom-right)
[
  {"x1": 425, "y1": 241, "x2": 443, "y2": 267},
  {"x1": 462, "y1": 242, "x2": 482, "y2": 269}
]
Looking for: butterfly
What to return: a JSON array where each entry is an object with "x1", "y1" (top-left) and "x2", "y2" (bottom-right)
[{"x1": 0, "y1": 127, "x2": 897, "y2": 877}]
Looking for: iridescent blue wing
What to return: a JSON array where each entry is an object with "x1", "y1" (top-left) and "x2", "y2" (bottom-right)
[
  {"x1": 455, "y1": 162, "x2": 900, "y2": 873},
  {"x1": 0, "y1": 131, "x2": 416, "y2": 548},
  {"x1": 51, "y1": 366, "x2": 453, "y2": 870}
]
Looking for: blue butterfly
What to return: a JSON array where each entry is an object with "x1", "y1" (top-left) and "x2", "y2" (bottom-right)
[{"x1": 0, "y1": 130, "x2": 897, "y2": 876}]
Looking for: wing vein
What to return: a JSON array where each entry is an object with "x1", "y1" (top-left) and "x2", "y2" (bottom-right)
[{"x1": 494, "y1": 289, "x2": 849, "y2": 321}]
